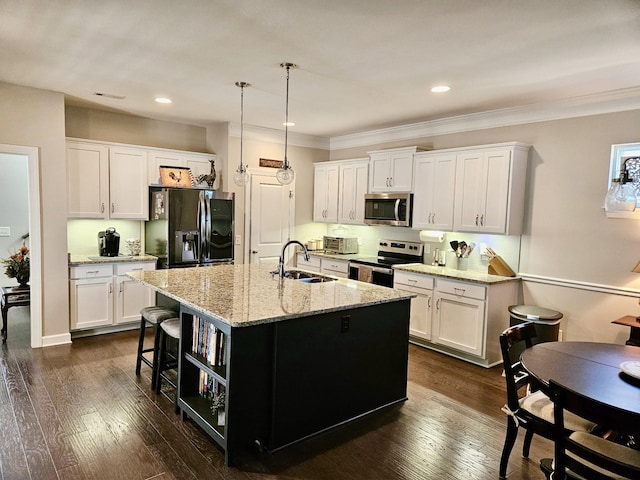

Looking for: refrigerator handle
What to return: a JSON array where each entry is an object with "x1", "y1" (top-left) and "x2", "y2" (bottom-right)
[
  {"x1": 205, "y1": 194, "x2": 212, "y2": 260},
  {"x1": 198, "y1": 192, "x2": 207, "y2": 262}
]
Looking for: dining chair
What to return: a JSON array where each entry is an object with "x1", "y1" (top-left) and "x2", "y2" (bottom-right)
[
  {"x1": 546, "y1": 379, "x2": 640, "y2": 480},
  {"x1": 498, "y1": 323, "x2": 595, "y2": 479}
]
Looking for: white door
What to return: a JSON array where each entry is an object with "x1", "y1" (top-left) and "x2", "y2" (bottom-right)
[{"x1": 247, "y1": 171, "x2": 294, "y2": 265}]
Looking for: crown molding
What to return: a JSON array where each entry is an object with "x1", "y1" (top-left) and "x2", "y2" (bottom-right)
[
  {"x1": 228, "y1": 122, "x2": 330, "y2": 150},
  {"x1": 330, "y1": 87, "x2": 640, "y2": 151}
]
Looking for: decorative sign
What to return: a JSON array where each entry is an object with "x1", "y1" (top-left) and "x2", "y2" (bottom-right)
[
  {"x1": 259, "y1": 158, "x2": 283, "y2": 168},
  {"x1": 159, "y1": 166, "x2": 193, "y2": 187}
]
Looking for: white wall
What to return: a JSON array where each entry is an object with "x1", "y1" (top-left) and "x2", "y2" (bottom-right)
[
  {"x1": 0, "y1": 82, "x2": 68, "y2": 340},
  {"x1": 331, "y1": 109, "x2": 640, "y2": 344},
  {"x1": 0, "y1": 153, "x2": 29, "y2": 257}
]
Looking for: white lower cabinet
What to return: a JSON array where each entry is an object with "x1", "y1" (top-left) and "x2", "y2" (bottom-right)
[
  {"x1": 320, "y1": 258, "x2": 349, "y2": 278},
  {"x1": 295, "y1": 253, "x2": 321, "y2": 273},
  {"x1": 70, "y1": 262, "x2": 156, "y2": 331},
  {"x1": 295, "y1": 254, "x2": 349, "y2": 278},
  {"x1": 394, "y1": 270, "x2": 519, "y2": 367},
  {"x1": 393, "y1": 271, "x2": 433, "y2": 341},
  {"x1": 433, "y1": 280, "x2": 486, "y2": 356}
]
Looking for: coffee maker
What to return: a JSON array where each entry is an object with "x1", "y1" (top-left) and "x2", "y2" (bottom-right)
[{"x1": 98, "y1": 227, "x2": 120, "y2": 257}]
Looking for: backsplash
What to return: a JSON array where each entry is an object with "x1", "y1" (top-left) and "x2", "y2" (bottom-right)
[
  {"x1": 67, "y1": 220, "x2": 144, "y2": 255},
  {"x1": 318, "y1": 223, "x2": 522, "y2": 274}
]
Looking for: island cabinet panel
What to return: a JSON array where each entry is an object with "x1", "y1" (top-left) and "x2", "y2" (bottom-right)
[
  {"x1": 176, "y1": 299, "x2": 411, "y2": 465},
  {"x1": 268, "y1": 300, "x2": 410, "y2": 451}
]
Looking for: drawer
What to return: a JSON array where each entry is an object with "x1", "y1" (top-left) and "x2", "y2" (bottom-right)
[
  {"x1": 394, "y1": 271, "x2": 434, "y2": 290},
  {"x1": 321, "y1": 259, "x2": 349, "y2": 274},
  {"x1": 115, "y1": 261, "x2": 156, "y2": 276},
  {"x1": 436, "y1": 278, "x2": 486, "y2": 301},
  {"x1": 69, "y1": 264, "x2": 113, "y2": 279},
  {"x1": 297, "y1": 253, "x2": 321, "y2": 269}
]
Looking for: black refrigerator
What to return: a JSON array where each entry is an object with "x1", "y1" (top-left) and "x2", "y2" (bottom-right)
[{"x1": 145, "y1": 187, "x2": 234, "y2": 268}]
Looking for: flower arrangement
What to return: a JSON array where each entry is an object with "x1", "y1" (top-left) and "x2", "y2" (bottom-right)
[{"x1": 2, "y1": 244, "x2": 30, "y2": 286}]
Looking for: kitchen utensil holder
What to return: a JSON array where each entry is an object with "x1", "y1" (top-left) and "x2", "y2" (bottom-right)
[{"x1": 457, "y1": 257, "x2": 469, "y2": 271}]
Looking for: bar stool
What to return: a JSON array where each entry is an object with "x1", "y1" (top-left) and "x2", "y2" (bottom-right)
[
  {"x1": 155, "y1": 317, "x2": 180, "y2": 412},
  {"x1": 135, "y1": 306, "x2": 178, "y2": 389}
]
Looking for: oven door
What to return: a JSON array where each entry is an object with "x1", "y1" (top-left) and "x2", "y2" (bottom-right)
[{"x1": 349, "y1": 263, "x2": 394, "y2": 287}]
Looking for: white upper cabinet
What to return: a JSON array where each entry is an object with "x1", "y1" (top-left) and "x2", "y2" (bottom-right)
[
  {"x1": 313, "y1": 163, "x2": 340, "y2": 223},
  {"x1": 147, "y1": 150, "x2": 214, "y2": 186},
  {"x1": 412, "y1": 152, "x2": 456, "y2": 231},
  {"x1": 109, "y1": 146, "x2": 148, "y2": 219},
  {"x1": 368, "y1": 146, "x2": 423, "y2": 193},
  {"x1": 453, "y1": 143, "x2": 529, "y2": 234},
  {"x1": 338, "y1": 159, "x2": 369, "y2": 224},
  {"x1": 67, "y1": 141, "x2": 110, "y2": 218},
  {"x1": 67, "y1": 140, "x2": 148, "y2": 220},
  {"x1": 68, "y1": 138, "x2": 217, "y2": 220}
]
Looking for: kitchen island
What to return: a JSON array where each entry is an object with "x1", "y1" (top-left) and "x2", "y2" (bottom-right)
[{"x1": 128, "y1": 263, "x2": 413, "y2": 465}]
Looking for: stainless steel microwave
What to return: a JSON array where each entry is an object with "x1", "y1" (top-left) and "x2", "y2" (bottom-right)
[{"x1": 364, "y1": 193, "x2": 412, "y2": 227}]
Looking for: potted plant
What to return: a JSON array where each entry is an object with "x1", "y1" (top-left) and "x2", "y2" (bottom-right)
[{"x1": 2, "y1": 244, "x2": 30, "y2": 287}]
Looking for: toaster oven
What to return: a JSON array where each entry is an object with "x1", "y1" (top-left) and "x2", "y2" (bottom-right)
[{"x1": 323, "y1": 236, "x2": 359, "y2": 254}]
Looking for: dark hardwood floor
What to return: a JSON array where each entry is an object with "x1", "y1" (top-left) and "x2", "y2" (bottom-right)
[{"x1": 0, "y1": 307, "x2": 551, "y2": 479}]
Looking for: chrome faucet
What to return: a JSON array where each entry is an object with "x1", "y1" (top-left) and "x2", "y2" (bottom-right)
[{"x1": 277, "y1": 240, "x2": 309, "y2": 278}]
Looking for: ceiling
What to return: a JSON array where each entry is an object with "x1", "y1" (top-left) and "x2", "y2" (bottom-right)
[{"x1": 2, "y1": 0, "x2": 640, "y2": 139}]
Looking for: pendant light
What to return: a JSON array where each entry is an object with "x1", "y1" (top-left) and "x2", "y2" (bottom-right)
[
  {"x1": 233, "y1": 81, "x2": 250, "y2": 187},
  {"x1": 605, "y1": 158, "x2": 637, "y2": 212},
  {"x1": 276, "y1": 62, "x2": 297, "y2": 185}
]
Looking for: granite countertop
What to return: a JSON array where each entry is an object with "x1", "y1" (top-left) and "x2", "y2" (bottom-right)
[
  {"x1": 127, "y1": 263, "x2": 413, "y2": 328},
  {"x1": 69, "y1": 254, "x2": 158, "y2": 266},
  {"x1": 303, "y1": 250, "x2": 362, "y2": 261},
  {"x1": 393, "y1": 263, "x2": 521, "y2": 285}
]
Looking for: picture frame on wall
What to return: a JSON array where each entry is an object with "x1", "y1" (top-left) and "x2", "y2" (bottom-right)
[{"x1": 159, "y1": 165, "x2": 193, "y2": 187}]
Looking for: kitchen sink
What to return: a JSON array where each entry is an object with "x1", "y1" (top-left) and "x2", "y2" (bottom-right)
[{"x1": 283, "y1": 270, "x2": 337, "y2": 282}]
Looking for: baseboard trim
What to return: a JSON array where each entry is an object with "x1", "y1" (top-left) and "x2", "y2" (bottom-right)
[{"x1": 41, "y1": 333, "x2": 72, "y2": 347}]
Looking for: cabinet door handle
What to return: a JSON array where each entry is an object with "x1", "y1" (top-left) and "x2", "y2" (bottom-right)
[
  {"x1": 251, "y1": 250, "x2": 258, "y2": 254},
  {"x1": 408, "y1": 278, "x2": 417, "y2": 283},
  {"x1": 86, "y1": 270, "x2": 100, "y2": 276},
  {"x1": 436, "y1": 298, "x2": 440, "y2": 310},
  {"x1": 428, "y1": 296, "x2": 432, "y2": 308},
  {"x1": 131, "y1": 268, "x2": 144, "y2": 271},
  {"x1": 389, "y1": 177, "x2": 393, "y2": 186},
  {"x1": 431, "y1": 212, "x2": 435, "y2": 224},
  {"x1": 111, "y1": 203, "x2": 115, "y2": 213},
  {"x1": 475, "y1": 214, "x2": 479, "y2": 226},
  {"x1": 454, "y1": 287, "x2": 466, "y2": 296},
  {"x1": 480, "y1": 214, "x2": 484, "y2": 226},
  {"x1": 101, "y1": 202, "x2": 105, "y2": 213},
  {"x1": 108, "y1": 284, "x2": 112, "y2": 294}
]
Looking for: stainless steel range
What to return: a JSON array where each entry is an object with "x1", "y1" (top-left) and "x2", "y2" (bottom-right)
[{"x1": 348, "y1": 239, "x2": 424, "y2": 287}]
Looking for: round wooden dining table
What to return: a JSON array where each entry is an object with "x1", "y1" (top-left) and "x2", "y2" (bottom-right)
[{"x1": 521, "y1": 341, "x2": 640, "y2": 417}]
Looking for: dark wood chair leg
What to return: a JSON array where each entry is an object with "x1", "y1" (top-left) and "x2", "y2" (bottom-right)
[
  {"x1": 135, "y1": 317, "x2": 146, "y2": 375},
  {"x1": 151, "y1": 324, "x2": 163, "y2": 391},
  {"x1": 155, "y1": 328, "x2": 166, "y2": 394},
  {"x1": 522, "y1": 428, "x2": 534, "y2": 458},
  {"x1": 499, "y1": 418, "x2": 519, "y2": 479}
]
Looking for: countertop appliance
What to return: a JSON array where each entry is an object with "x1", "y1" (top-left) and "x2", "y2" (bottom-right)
[
  {"x1": 98, "y1": 227, "x2": 120, "y2": 257},
  {"x1": 364, "y1": 193, "x2": 412, "y2": 227},
  {"x1": 145, "y1": 187, "x2": 234, "y2": 268},
  {"x1": 348, "y1": 239, "x2": 423, "y2": 287},
  {"x1": 323, "y1": 235, "x2": 358, "y2": 254}
]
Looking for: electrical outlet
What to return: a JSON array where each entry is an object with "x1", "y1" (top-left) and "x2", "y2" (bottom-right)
[
  {"x1": 235, "y1": 234, "x2": 241, "y2": 245},
  {"x1": 0, "y1": 227, "x2": 10, "y2": 237},
  {"x1": 480, "y1": 243, "x2": 488, "y2": 256}
]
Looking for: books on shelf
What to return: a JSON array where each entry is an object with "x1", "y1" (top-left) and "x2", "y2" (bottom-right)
[{"x1": 192, "y1": 316, "x2": 227, "y2": 366}]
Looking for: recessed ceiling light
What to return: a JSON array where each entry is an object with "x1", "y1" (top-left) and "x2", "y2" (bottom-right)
[
  {"x1": 155, "y1": 97, "x2": 172, "y2": 104},
  {"x1": 431, "y1": 85, "x2": 451, "y2": 93}
]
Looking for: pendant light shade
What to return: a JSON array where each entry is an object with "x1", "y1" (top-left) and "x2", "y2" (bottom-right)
[
  {"x1": 276, "y1": 62, "x2": 296, "y2": 185},
  {"x1": 233, "y1": 81, "x2": 250, "y2": 187},
  {"x1": 605, "y1": 158, "x2": 637, "y2": 212}
]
